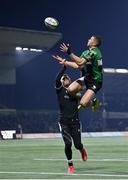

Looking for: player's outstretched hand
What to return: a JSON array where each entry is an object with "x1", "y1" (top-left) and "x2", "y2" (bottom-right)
[
  {"x1": 52, "y1": 55, "x2": 66, "y2": 65},
  {"x1": 60, "y1": 43, "x2": 71, "y2": 55}
]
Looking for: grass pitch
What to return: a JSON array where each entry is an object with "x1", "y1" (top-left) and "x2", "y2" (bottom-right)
[{"x1": 0, "y1": 136, "x2": 128, "y2": 179}]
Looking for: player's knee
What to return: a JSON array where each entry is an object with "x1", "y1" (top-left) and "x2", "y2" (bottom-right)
[
  {"x1": 67, "y1": 86, "x2": 72, "y2": 93},
  {"x1": 65, "y1": 143, "x2": 72, "y2": 151},
  {"x1": 79, "y1": 101, "x2": 86, "y2": 108},
  {"x1": 74, "y1": 142, "x2": 83, "y2": 150},
  {"x1": 80, "y1": 100, "x2": 89, "y2": 108},
  {"x1": 65, "y1": 140, "x2": 72, "y2": 148}
]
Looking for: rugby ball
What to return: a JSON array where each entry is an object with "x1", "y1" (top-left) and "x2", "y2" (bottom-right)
[{"x1": 44, "y1": 17, "x2": 59, "y2": 29}]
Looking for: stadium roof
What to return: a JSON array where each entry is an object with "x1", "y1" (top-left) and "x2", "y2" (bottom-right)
[{"x1": 0, "y1": 26, "x2": 62, "y2": 69}]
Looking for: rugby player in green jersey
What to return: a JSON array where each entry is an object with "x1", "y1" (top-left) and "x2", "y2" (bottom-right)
[{"x1": 53, "y1": 36, "x2": 103, "y2": 112}]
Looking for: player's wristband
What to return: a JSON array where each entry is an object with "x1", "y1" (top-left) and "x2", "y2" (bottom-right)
[{"x1": 67, "y1": 47, "x2": 71, "y2": 55}]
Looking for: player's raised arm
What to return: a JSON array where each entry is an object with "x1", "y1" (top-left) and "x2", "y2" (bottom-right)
[
  {"x1": 52, "y1": 55, "x2": 79, "y2": 68},
  {"x1": 55, "y1": 65, "x2": 66, "y2": 89},
  {"x1": 60, "y1": 43, "x2": 87, "y2": 65}
]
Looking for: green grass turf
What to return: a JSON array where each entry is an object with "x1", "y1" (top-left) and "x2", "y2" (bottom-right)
[{"x1": 0, "y1": 136, "x2": 128, "y2": 179}]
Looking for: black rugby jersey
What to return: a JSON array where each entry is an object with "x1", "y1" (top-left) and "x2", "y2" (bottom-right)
[{"x1": 55, "y1": 66, "x2": 79, "y2": 119}]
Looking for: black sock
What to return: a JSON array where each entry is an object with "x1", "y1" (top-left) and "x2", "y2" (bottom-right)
[{"x1": 68, "y1": 160, "x2": 73, "y2": 166}]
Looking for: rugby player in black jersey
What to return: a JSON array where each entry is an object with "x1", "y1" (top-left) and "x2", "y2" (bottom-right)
[{"x1": 55, "y1": 63, "x2": 87, "y2": 174}]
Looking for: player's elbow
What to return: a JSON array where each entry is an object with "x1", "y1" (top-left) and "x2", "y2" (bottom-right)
[
  {"x1": 77, "y1": 58, "x2": 86, "y2": 66},
  {"x1": 70, "y1": 63, "x2": 79, "y2": 69},
  {"x1": 73, "y1": 64, "x2": 79, "y2": 68}
]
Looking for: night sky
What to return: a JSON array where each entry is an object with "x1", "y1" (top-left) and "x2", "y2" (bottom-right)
[
  {"x1": 0, "y1": 0, "x2": 128, "y2": 67},
  {"x1": 0, "y1": 0, "x2": 127, "y2": 109}
]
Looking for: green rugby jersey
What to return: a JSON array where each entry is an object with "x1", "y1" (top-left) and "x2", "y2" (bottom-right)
[{"x1": 80, "y1": 47, "x2": 103, "y2": 82}]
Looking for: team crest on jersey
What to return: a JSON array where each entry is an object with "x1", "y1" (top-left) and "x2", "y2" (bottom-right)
[
  {"x1": 64, "y1": 94, "x2": 70, "y2": 99},
  {"x1": 92, "y1": 85, "x2": 96, "y2": 90},
  {"x1": 98, "y1": 59, "x2": 103, "y2": 66}
]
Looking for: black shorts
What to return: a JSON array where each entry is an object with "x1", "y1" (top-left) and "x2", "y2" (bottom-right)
[
  {"x1": 58, "y1": 118, "x2": 83, "y2": 151},
  {"x1": 58, "y1": 117, "x2": 81, "y2": 137},
  {"x1": 76, "y1": 76, "x2": 102, "y2": 94}
]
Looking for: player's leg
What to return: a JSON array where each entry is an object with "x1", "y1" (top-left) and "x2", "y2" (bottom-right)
[
  {"x1": 58, "y1": 122, "x2": 75, "y2": 174},
  {"x1": 76, "y1": 89, "x2": 95, "y2": 113},
  {"x1": 80, "y1": 89, "x2": 95, "y2": 108},
  {"x1": 71, "y1": 121, "x2": 87, "y2": 161},
  {"x1": 90, "y1": 82, "x2": 102, "y2": 112},
  {"x1": 91, "y1": 97, "x2": 100, "y2": 112},
  {"x1": 77, "y1": 78, "x2": 102, "y2": 112},
  {"x1": 67, "y1": 80, "x2": 83, "y2": 95},
  {"x1": 77, "y1": 93, "x2": 99, "y2": 112}
]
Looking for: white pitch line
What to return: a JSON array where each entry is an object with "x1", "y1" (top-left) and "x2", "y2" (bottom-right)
[
  {"x1": 34, "y1": 158, "x2": 128, "y2": 162},
  {"x1": 0, "y1": 171, "x2": 128, "y2": 178}
]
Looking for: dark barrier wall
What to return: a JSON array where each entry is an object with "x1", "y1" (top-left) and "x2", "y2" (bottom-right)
[{"x1": 0, "y1": 72, "x2": 128, "y2": 133}]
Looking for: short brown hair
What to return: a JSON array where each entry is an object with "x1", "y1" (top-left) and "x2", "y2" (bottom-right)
[{"x1": 93, "y1": 36, "x2": 102, "y2": 47}]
